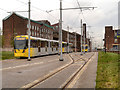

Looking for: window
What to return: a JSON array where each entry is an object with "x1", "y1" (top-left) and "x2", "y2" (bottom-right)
[
  {"x1": 35, "y1": 31, "x2": 36, "y2": 36},
  {"x1": 37, "y1": 33, "x2": 39, "y2": 37},
  {"x1": 114, "y1": 39, "x2": 118, "y2": 43},
  {"x1": 113, "y1": 45, "x2": 118, "y2": 50},
  {"x1": 32, "y1": 30, "x2": 34, "y2": 36},
  {"x1": 48, "y1": 30, "x2": 49, "y2": 33},
  {"x1": 40, "y1": 29, "x2": 41, "y2": 33},
  {"x1": 32, "y1": 25, "x2": 34, "y2": 30},
  {"x1": 37, "y1": 27, "x2": 39, "y2": 31},
  {"x1": 56, "y1": 26, "x2": 58, "y2": 30},
  {"x1": 31, "y1": 40, "x2": 40, "y2": 48},
  {"x1": 115, "y1": 32, "x2": 117, "y2": 36},
  {"x1": 35, "y1": 26, "x2": 36, "y2": 30},
  {"x1": 40, "y1": 34, "x2": 41, "y2": 37}
]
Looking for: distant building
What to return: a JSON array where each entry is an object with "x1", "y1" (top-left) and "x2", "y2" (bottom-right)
[
  {"x1": 104, "y1": 26, "x2": 120, "y2": 51},
  {"x1": 118, "y1": 1, "x2": 120, "y2": 28},
  {"x1": 3, "y1": 13, "x2": 54, "y2": 48}
]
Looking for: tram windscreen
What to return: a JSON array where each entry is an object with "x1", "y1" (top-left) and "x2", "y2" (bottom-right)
[
  {"x1": 82, "y1": 46, "x2": 88, "y2": 49},
  {"x1": 14, "y1": 38, "x2": 27, "y2": 49}
]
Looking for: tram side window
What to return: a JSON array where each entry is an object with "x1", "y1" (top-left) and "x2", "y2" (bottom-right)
[
  {"x1": 85, "y1": 46, "x2": 88, "y2": 49},
  {"x1": 52, "y1": 42, "x2": 56, "y2": 47},
  {"x1": 31, "y1": 40, "x2": 38, "y2": 48},
  {"x1": 56, "y1": 42, "x2": 58, "y2": 50},
  {"x1": 50, "y1": 42, "x2": 52, "y2": 47},
  {"x1": 41, "y1": 41, "x2": 45, "y2": 47},
  {"x1": 63, "y1": 44, "x2": 65, "y2": 47},
  {"x1": 45, "y1": 41, "x2": 48, "y2": 47},
  {"x1": 64, "y1": 44, "x2": 67, "y2": 47}
]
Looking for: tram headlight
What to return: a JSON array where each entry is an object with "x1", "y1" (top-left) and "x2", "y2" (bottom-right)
[{"x1": 22, "y1": 50, "x2": 25, "y2": 53}]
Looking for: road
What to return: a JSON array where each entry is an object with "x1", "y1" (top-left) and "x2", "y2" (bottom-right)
[{"x1": 2, "y1": 52, "x2": 98, "y2": 89}]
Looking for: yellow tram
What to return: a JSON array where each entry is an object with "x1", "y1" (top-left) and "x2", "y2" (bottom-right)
[
  {"x1": 82, "y1": 44, "x2": 89, "y2": 52},
  {"x1": 14, "y1": 35, "x2": 72, "y2": 57}
]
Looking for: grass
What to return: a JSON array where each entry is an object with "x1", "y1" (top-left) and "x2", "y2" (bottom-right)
[
  {"x1": 0, "y1": 35, "x2": 2, "y2": 47},
  {"x1": 1, "y1": 51, "x2": 15, "y2": 60},
  {"x1": 96, "y1": 51, "x2": 119, "y2": 89}
]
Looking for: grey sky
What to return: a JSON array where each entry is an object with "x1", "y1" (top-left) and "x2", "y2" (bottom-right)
[{"x1": 0, "y1": 0, "x2": 119, "y2": 48}]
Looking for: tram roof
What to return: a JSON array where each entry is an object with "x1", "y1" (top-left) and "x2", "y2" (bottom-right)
[
  {"x1": 15, "y1": 35, "x2": 59, "y2": 42},
  {"x1": 15, "y1": 35, "x2": 71, "y2": 44}
]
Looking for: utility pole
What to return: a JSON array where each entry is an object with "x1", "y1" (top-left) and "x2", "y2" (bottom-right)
[
  {"x1": 59, "y1": 0, "x2": 63, "y2": 61},
  {"x1": 28, "y1": 0, "x2": 31, "y2": 61},
  {"x1": 75, "y1": 31, "x2": 77, "y2": 53},
  {"x1": 67, "y1": 26, "x2": 69, "y2": 53},
  {"x1": 81, "y1": 19, "x2": 83, "y2": 55},
  {"x1": 83, "y1": 25, "x2": 85, "y2": 53},
  {"x1": 59, "y1": 20, "x2": 60, "y2": 55}
]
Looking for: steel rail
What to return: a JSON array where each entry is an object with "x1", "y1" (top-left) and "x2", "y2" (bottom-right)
[{"x1": 19, "y1": 52, "x2": 95, "y2": 89}]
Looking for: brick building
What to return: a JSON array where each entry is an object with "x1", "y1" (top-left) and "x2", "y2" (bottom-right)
[
  {"x1": 52, "y1": 23, "x2": 69, "y2": 42},
  {"x1": 52, "y1": 23, "x2": 83, "y2": 51},
  {"x1": 3, "y1": 12, "x2": 91, "y2": 52},
  {"x1": 3, "y1": 13, "x2": 54, "y2": 48},
  {"x1": 104, "y1": 26, "x2": 120, "y2": 51}
]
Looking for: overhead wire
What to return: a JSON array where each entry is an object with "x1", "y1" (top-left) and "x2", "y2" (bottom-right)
[
  {"x1": 76, "y1": 0, "x2": 89, "y2": 25},
  {"x1": 15, "y1": 0, "x2": 80, "y2": 30},
  {"x1": 15, "y1": 0, "x2": 88, "y2": 32},
  {"x1": 15, "y1": 0, "x2": 59, "y2": 21}
]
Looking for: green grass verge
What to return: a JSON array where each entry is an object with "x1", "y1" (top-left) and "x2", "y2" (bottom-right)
[
  {"x1": 1, "y1": 51, "x2": 15, "y2": 60},
  {"x1": 96, "y1": 51, "x2": 119, "y2": 89}
]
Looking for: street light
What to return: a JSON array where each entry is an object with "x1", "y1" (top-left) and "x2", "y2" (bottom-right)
[
  {"x1": 67, "y1": 26, "x2": 69, "y2": 53},
  {"x1": 7, "y1": 1, "x2": 31, "y2": 61},
  {"x1": 59, "y1": 0, "x2": 64, "y2": 61},
  {"x1": 27, "y1": 0, "x2": 31, "y2": 61},
  {"x1": 80, "y1": 19, "x2": 83, "y2": 55},
  {"x1": 75, "y1": 31, "x2": 77, "y2": 53}
]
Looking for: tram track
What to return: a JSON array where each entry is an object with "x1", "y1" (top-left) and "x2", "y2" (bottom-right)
[
  {"x1": 20, "y1": 54, "x2": 74, "y2": 89},
  {"x1": 20, "y1": 52, "x2": 95, "y2": 89},
  {"x1": 61, "y1": 52, "x2": 95, "y2": 89}
]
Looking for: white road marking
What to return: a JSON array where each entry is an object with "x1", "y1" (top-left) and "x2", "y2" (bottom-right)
[
  {"x1": 20, "y1": 55, "x2": 73, "y2": 89},
  {"x1": 48, "y1": 59, "x2": 58, "y2": 63},
  {"x1": 0, "y1": 62, "x2": 43, "y2": 71}
]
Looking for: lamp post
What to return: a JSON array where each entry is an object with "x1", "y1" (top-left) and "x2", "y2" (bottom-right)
[
  {"x1": 27, "y1": 0, "x2": 31, "y2": 61},
  {"x1": 67, "y1": 26, "x2": 69, "y2": 53},
  {"x1": 75, "y1": 31, "x2": 77, "y2": 53},
  {"x1": 59, "y1": 0, "x2": 63, "y2": 61},
  {"x1": 80, "y1": 19, "x2": 83, "y2": 55}
]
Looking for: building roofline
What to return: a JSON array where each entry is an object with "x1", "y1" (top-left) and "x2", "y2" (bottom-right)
[{"x1": 3, "y1": 12, "x2": 53, "y2": 29}]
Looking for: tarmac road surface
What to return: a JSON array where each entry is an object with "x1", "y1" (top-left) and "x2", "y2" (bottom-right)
[{"x1": 1, "y1": 52, "x2": 98, "y2": 89}]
